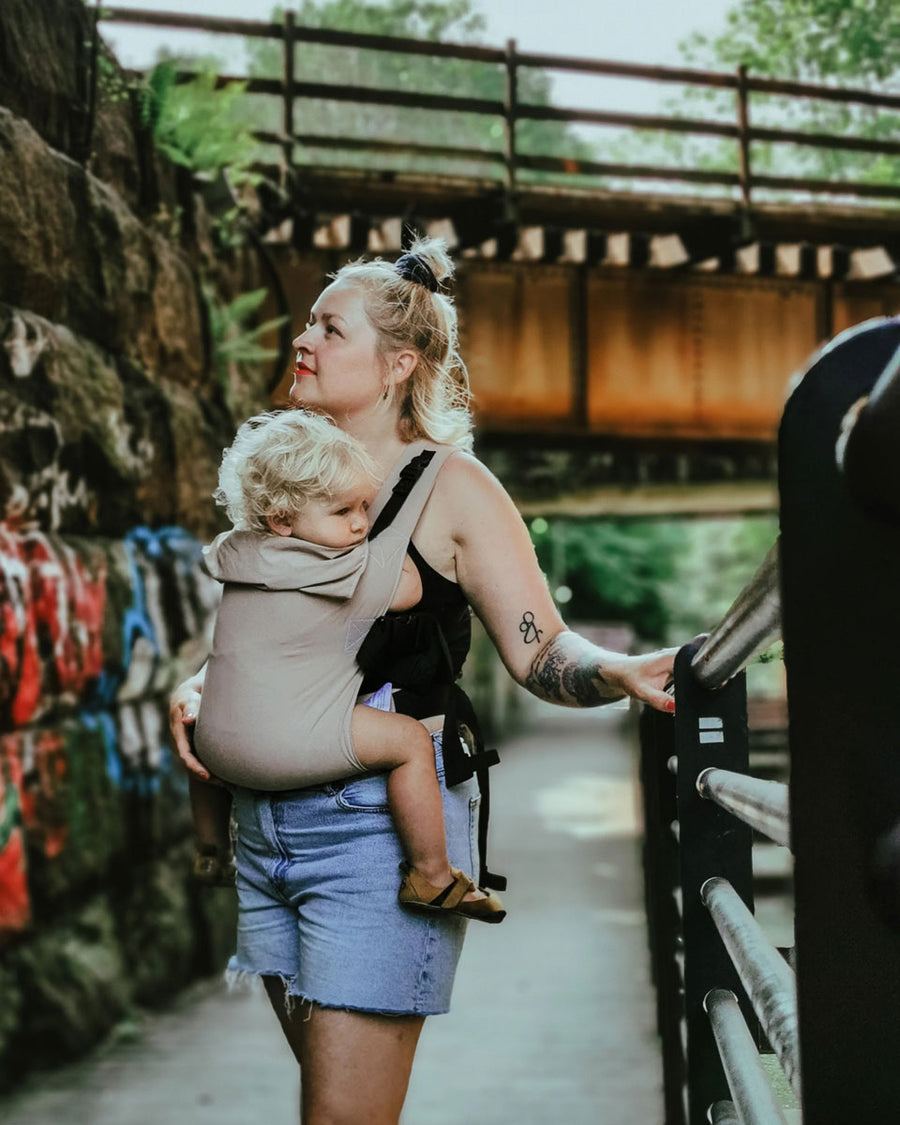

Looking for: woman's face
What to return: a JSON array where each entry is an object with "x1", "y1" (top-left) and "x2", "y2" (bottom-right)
[{"x1": 290, "y1": 282, "x2": 385, "y2": 418}]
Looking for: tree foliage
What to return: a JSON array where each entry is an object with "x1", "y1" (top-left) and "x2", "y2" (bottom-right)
[
  {"x1": 682, "y1": 0, "x2": 900, "y2": 82},
  {"x1": 140, "y1": 62, "x2": 262, "y2": 178},
  {"x1": 530, "y1": 518, "x2": 689, "y2": 642},
  {"x1": 610, "y1": 0, "x2": 900, "y2": 194}
]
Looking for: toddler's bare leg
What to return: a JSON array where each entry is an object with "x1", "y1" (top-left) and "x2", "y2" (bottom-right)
[
  {"x1": 189, "y1": 773, "x2": 233, "y2": 856},
  {"x1": 351, "y1": 706, "x2": 484, "y2": 900}
]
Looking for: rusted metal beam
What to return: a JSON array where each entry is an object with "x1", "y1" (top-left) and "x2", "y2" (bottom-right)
[
  {"x1": 750, "y1": 173, "x2": 900, "y2": 201},
  {"x1": 747, "y1": 73, "x2": 900, "y2": 111},
  {"x1": 254, "y1": 131, "x2": 505, "y2": 165},
  {"x1": 751, "y1": 126, "x2": 900, "y2": 157},
  {"x1": 100, "y1": 6, "x2": 282, "y2": 37},
  {"x1": 100, "y1": 6, "x2": 506, "y2": 61},
  {"x1": 516, "y1": 50, "x2": 740, "y2": 88},
  {"x1": 519, "y1": 102, "x2": 739, "y2": 138},
  {"x1": 517, "y1": 153, "x2": 740, "y2": 188},
  {"x1": 204, "y1": 73, "x2": 507, "y2": 116}
]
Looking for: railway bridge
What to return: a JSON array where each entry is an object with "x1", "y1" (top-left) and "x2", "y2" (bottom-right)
[{"x1": 100, "y1": 7, "x2": 900, "y2": 514}]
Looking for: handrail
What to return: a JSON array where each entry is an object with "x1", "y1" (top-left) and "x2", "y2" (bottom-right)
[
  {"x1": 642, "y1": 321, "x2": 900, "y2": 1123},
  {"x1": 701, "y1": 878, "x2": 801, "y2": 1098},
  {"x1": 708, "y1": 1102, "x2": 741, "y2": 1125},
  {"x1": 98, "y1": 8, "x2": 900, "y2": 208},
  {"x1": 690, "y1": 541, "x2": 781, "y2": 692},
  {"x1": 697, "y1": 768, "x2": 791, "y2": 848},
  {"x1": 704, "y1": 990, "x2": 790, "y2": 1125},
  {"x1": 99, "y1": 7, "x2": 900, "y2": 109}
]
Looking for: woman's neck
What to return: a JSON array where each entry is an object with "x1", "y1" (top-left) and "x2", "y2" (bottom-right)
[{"x1": 335, "y1": 408, "x2": 409, "y2": 477}]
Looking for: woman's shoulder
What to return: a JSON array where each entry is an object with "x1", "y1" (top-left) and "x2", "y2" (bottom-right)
[{"x1": 429, "y1": 450, "x2": 521, "y2": 540}]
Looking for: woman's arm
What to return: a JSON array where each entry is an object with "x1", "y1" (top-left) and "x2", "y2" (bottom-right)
[
  {"x1": 439, "y1": 455, "x2": 676, "y2": 713},
  {"x1": 168, "y1": 663, "x2": 216, "y2": 779}
]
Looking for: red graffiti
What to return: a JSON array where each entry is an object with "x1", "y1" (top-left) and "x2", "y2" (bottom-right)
[
  {"x1": 22, "y1": 531, "x2": 106, "y2": 698},
  {"x1": 1, "y1": 730, "x2": 68, "y2": 860},
  {"x1": 0, "y1": 526, "x2": 107, "y2": 726},
  {"x1": 0, "y1": 527, "x2": 40, "y2": 727},
  {"x1": 0, "y1": 740, "x2": 30, "y2": 933}
]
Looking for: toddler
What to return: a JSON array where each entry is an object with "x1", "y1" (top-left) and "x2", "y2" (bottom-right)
[{"x1": 190, "y1": 410, "x2": 504, "y2": 923}]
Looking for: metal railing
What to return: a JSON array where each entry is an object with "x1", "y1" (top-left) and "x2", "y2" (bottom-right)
[
  {"x1": 641, "y1": 315, "x2": 900, "y2": 1122},
  {"x1": 96, "y1": 6, "x2": 900, "y2": 210}
]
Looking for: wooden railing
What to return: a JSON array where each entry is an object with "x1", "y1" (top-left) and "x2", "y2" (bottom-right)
[{"x1": 97, "y1": 6, "x2": 900, "y2": 209}]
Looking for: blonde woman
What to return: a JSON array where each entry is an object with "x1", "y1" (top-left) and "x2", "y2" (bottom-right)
[{"x1": 170, "y1": 239, "x2": 676, "y2": 1125}]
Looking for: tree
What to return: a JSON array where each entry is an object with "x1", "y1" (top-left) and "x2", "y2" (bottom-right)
[
  {"x1": 529, "y1": 517, "x2": 688, "y2": 643},
  {"x1": 608, "y1": 0, "x2": 900, "y2": 193}
]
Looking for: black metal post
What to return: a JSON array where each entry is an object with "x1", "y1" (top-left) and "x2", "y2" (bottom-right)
[
  {"x1": 779, "y1": 316, "x2": 900, "y2": 1120},
  {"x1": 640, "y1": 705, "x2": 686, "y2": 1125},
  {"x1": 503, "y1": 38, "x2": 519, "y2": 226},
  {"x1": 282, "y1": 10, "x2": 296, "y2": 183},
  {"x1": 674, "y1": 642, "x2": 755, "y2": 1125}
]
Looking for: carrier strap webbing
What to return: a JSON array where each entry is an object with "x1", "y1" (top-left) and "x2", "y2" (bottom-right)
[
  {"x1": 367, "y1": 450, "x2": 435, "y2": 542},
  {"x1": 362, "y1": 444, "x2": 506, "y2": 892}
]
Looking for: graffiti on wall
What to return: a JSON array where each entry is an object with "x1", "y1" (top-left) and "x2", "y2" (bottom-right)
[{"x1": 0, "y1": 522, "x2": 219, "y2": 932}]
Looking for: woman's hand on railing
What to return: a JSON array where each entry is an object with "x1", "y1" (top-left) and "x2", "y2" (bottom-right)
[
  {"x1": 604, "y1": 647, "x2": 678, "y2": 713},
  {"x1": 169, "y1": 668, "x2": 216, "y2": 781}
]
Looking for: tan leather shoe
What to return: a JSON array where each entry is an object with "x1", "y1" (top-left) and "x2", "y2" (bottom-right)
[{"x1": 398, "y1": 864, "x2": 506, "y2": 924}]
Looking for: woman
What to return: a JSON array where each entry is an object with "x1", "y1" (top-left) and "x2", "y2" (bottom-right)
[{"x1": 169, "y1": 238, "x2": 676, "y2": 1125}]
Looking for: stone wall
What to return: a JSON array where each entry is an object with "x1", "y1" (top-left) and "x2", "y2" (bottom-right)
[{"x1": 0, "y1": 0, "x2": 273, "y2": 1087}]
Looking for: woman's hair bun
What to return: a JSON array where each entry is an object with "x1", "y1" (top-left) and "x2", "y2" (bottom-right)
[{"x1": 404, "y1": 235, "x2": 454, "y2": 286}]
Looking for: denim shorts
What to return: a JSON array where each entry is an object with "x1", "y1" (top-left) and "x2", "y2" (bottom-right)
[{"x1": 227, "y1": 733, "x2": 479, "y2": 1016}]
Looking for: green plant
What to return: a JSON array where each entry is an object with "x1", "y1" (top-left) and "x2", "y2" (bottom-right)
[
  {"x1": 140, "y1": 61, "x2": 262, "y2": 180},
  {"x1": 204, "y1": 286, "x2": 288, "y2": 399}
]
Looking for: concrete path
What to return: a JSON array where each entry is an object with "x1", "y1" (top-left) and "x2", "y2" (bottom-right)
[{"x1": 0, "y1": 699, "x2": 664, "y2": 1124}]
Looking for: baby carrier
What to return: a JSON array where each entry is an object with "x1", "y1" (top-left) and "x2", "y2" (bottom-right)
[{"x1": 357, "y1": 443, "x2": 507, "y2": 893}]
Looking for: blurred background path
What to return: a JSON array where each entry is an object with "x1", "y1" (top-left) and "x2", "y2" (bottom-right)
[{"x1": 0, "y1": 701, "x2": 664, "y2": 1125}]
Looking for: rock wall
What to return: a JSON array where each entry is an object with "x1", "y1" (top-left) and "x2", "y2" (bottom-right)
[{"x1": 0, "y1": 0, "x2": 273, "y2": 1087}]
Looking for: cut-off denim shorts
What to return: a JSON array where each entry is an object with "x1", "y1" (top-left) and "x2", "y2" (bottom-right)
[{"x1": 227, "y1": 732, "x2": 479, "y2": 1015}]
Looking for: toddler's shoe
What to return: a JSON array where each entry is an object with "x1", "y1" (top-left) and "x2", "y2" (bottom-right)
[{"x1": 398, "y1": 863, "x2": 505, "y2": 923}]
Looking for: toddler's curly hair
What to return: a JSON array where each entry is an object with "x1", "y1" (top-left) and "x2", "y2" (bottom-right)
[{"x1": 214, "y1": 410, "x2": 380, "y2": 533}]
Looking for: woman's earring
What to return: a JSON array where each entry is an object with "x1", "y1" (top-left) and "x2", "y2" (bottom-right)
[{"x1": 382, "y1": 386, "x2": 389, "y2": 401}]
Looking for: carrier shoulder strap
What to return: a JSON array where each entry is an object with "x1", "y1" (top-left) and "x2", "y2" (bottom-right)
[
  {"x1": 368, "y1": 448, "x2": 436, "y2": 541},
  {"x1": 362, "y1": 441, "x2": 507, "y2": 892}
]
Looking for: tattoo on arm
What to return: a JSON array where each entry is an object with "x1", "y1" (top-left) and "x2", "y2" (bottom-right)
[
  {"x1": 525, "y1": 633, "x2": 609, "y2": 706},
  {"x1": 518, "y1": 611, "x2": 543, "y2": 644}
]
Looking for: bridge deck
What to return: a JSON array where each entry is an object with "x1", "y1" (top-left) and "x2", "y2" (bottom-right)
[{"x1": 0, "y1": 703, "x2": 664, "y2": 1124}]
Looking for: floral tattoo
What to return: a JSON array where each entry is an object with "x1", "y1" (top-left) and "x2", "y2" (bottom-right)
[{"x1": 525, "y1": 634, "x2": 609, "y2": 706}]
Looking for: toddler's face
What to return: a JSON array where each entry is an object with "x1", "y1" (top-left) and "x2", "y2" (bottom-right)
[{"x1": 289, "y1": 482, "x2": 374, "y2": 549}]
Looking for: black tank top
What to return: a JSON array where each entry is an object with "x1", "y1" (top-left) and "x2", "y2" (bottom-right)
[{"x1": 360, "y1": 541, "x2": 471, "y2": 718}]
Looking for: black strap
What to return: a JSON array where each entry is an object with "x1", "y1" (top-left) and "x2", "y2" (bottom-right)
[
  {"x1": 362, "y1": 447, "x2": 506, "y2": 891},
  {"x1": 445, "y1": 684, "x2": 507, "y2": 892},
  {"x1": 368, "y1": 450, "x2": 435, "y2": 541}
]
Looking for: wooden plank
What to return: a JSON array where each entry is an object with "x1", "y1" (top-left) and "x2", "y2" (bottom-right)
[{"x1": 459, "y1": 264, "x2": 576, "y2": 423}]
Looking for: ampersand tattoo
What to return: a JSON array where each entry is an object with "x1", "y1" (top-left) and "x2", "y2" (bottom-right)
[{"x1": 519, "y1": 611, "x2": 543, "y2": 644}]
